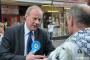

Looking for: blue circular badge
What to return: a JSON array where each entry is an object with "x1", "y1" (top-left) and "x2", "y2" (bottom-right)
[{"x1": 31, "y1": 41, "x2": 41, "y2": 53}]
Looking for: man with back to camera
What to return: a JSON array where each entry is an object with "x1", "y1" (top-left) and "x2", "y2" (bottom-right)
[
  {"x1": 43, "y1": 4, "x2": 90, "y2": 60},
  {"x1": 0, "y1": 5, "x2": 55, "y2": 60}
]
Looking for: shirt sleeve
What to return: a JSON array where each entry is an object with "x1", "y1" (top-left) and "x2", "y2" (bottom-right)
[
  {"x1": 48, "y1": 46, "x2": 69, "y2": 60},
  {"x1": 48, "y1": 41, "x2": 79, "y2": 60}
]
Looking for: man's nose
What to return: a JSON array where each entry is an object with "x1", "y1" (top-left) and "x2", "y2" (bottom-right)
[{"x1": 35, "y1": 19, "x2": 40, "y2": 24}]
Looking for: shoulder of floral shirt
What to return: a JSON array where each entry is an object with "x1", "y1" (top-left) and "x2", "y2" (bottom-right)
[{"x1": 48, "y1": 41, "x2": 79, "y2": 60}]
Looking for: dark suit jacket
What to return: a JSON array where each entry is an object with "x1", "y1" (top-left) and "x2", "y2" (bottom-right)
[{"x1": 0, "y1": 23, "x2": 55, "y2": 60}]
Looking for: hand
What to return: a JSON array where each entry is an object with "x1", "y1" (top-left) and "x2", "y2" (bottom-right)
[
  {"x1": 26, "y1": 53, "x2": 45, "y2": 60},
  {"x1": 42, "y1": 58, "x2": 48, "y2": 60},
  {"x1": 35, "y1": 57, "x2": 48, "y2": 60}
]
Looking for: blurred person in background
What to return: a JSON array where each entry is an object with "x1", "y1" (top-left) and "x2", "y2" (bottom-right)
[
  {"x1": 0, "y1": 5, "x2": 54, "y2": 60},
  {"x1": 46, "y1": 4, "x2": 90, "y2": 60},
  {"x1": 48, "y1": 22, "x2": 55, "y2": 40},
  {"x1": 0, "y1": 22, "x2": 5, "y2": 45}
]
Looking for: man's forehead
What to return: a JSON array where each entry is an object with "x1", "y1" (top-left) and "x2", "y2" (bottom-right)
[
  {"x1": 30, "y1": 8, "x2": 43, "y2": 13},
  {"x1": 33, "y1": 16, "x2": 42, "y2": 18}
]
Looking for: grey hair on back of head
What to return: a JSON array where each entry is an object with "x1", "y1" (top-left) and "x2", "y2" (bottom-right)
[{"x1": 68, "y1": 4, "x2": 90, "y2": 26}]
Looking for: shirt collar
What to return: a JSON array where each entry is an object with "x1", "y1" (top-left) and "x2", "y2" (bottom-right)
[
  {"x1": 24, "y1": 22, "x2": 34, "y2": 35},
  {"x1": 24, "y1": 22, "x2": 30, "y2": 35}
]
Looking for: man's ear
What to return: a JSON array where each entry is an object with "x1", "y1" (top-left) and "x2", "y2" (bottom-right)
[
  {"x1": 25, "y1": 15, "x2": 27, "y2": 20},
  {"x1": 68, "y1": 16, "x2": 73, "y2": 27},
  {"x1": 25, "y1": 15, "x2": 27, "y2": 19},
  {"x1": 70, "y1": 16, "x2": 74, "y2": 27}
]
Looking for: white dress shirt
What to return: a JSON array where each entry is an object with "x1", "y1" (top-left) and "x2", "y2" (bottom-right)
[{"x1": 24, "y1": 23, "x2": 34, "y2": 56}]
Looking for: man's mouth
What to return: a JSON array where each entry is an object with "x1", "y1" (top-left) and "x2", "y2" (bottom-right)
[
  {"x1": 33, "y1": 25, "x2": 39, "y2": 27},
  {"x1": 32, "y1": 25, "x2": 38, "y2": 28}
]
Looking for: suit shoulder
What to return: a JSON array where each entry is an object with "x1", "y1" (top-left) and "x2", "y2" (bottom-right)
[
  {"x1": 38, "y1": 28, "x2": 47, "y2": 34},
  {"x1": 5, "y1": 23, "x2": 24, "y2": 33},
  {"x1": 7, "y1": 23, "x2": 24, "y2": 30}
]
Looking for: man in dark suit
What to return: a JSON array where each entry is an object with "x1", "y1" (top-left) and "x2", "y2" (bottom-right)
[{"x1": 0, "y1": 5, "x2": 55, "y2": 60}]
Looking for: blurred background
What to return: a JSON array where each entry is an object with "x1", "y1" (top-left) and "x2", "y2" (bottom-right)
[{"x1": 0, "y1": 0, "x2": 88, "y2": 47}]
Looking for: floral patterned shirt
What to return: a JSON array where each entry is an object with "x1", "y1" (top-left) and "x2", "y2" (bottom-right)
[{"x1": 48, "y1": 28, "x2": 90, "y2": 60}]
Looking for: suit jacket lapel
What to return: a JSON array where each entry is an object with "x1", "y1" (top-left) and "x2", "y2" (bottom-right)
[
  {"x1": 34, "y1": 28, "x2": 41, "y2": 41},
  {"x1": 34, "y1": 30, "x2": 38, "y2": 41},
  {"x1": 19, "y1": 23, "x2": 24, "y2": 55}
]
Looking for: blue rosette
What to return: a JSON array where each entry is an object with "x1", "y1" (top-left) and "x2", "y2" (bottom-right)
[{"x1": 30, "y1": 41, "x2": 41, "y2": 54}]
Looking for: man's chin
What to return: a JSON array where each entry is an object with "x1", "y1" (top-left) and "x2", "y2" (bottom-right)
[{"x1": 31, "y1": 28, "x2": 38, "y2": 31}]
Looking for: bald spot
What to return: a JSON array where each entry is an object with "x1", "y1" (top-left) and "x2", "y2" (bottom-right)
[{"x1": 79, "y1": 4, "x2": 90, "y2": 15}]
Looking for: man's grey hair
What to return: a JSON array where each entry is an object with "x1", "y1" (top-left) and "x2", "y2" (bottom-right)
[
  {"x1": 68, "y1": 4, "x2": 90, "y2": 26},
  {"x1": 25, "y1": 5, "x2": 43, "y2": 16}
]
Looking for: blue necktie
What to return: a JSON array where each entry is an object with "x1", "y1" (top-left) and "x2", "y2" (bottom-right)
[{"x1": 27, "y1": 31, "x2": 33, "y2": 54}]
